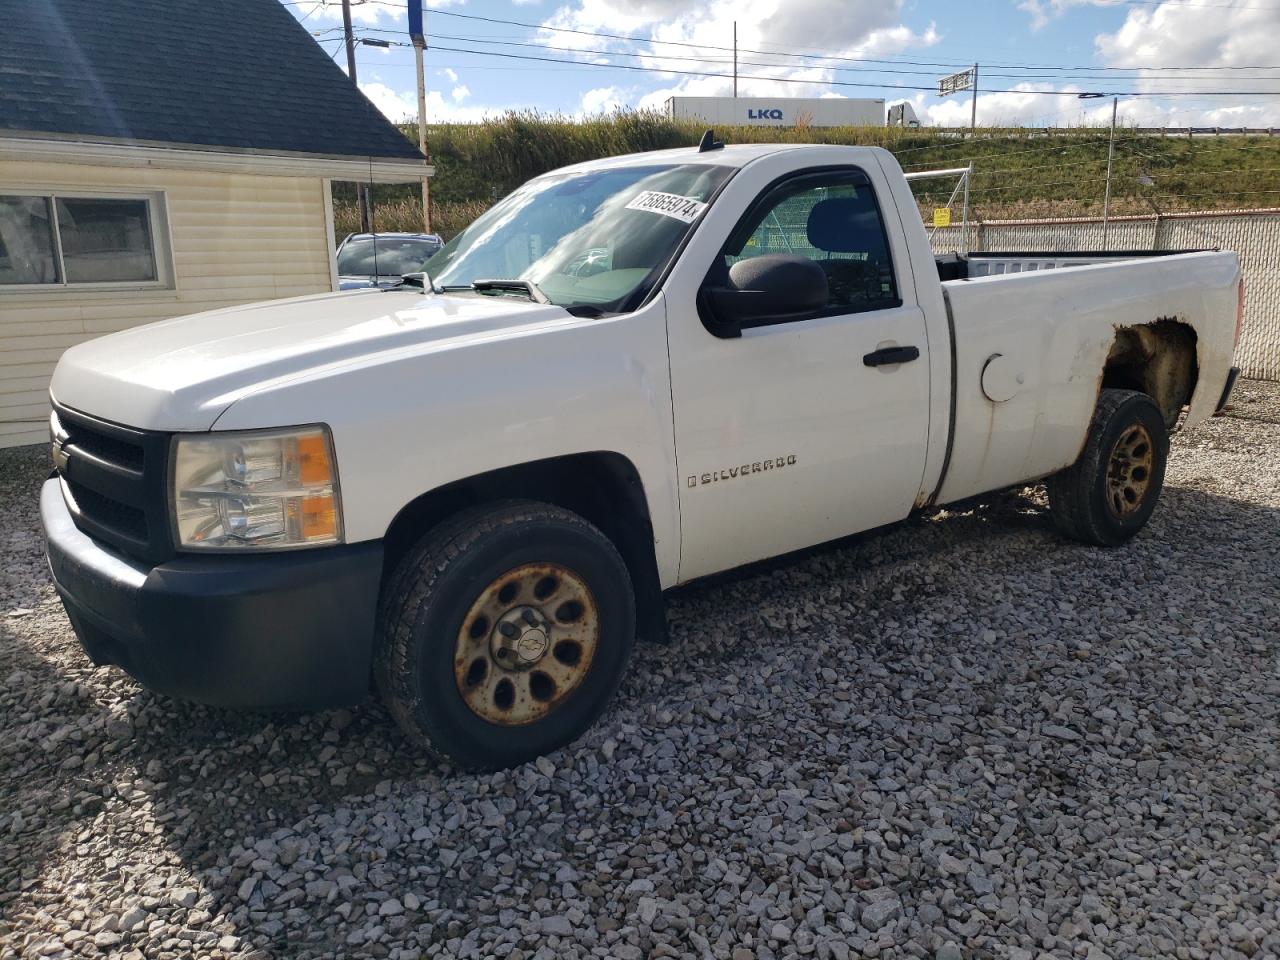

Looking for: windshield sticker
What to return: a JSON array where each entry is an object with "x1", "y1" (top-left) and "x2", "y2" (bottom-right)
[{"x1": 625, "y1": 191, "x2": 708, "y2": 223}]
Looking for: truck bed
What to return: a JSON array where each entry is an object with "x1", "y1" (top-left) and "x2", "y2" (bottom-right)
[
  {"x1": 928, "y1": 249, "x2": 1240, "y2": 507},
  {"x1": 935, "y1": 249, "x2": 1207, "y2": 281}
]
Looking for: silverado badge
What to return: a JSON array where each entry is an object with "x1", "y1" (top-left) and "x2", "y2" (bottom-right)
[{"x1": 688, "y1": 455, "x2": 797, "y2": 487}]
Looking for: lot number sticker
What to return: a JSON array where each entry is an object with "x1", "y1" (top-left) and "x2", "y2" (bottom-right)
[{"x1": 625, "y1": 191, "x2": 708, "y2": 223}]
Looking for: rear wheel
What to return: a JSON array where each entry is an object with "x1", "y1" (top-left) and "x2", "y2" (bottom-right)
[
  {"x1": 374, "y1": 501, "x2": 635, "y2": 770},
  {"x1": 1047, "y1": 388, "x2": 1169, "y2": 546}
]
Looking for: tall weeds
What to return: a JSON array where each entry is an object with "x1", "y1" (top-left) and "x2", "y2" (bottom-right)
[{"x1": 333, "y1": 110, "x2": 1280, "y2": 239}]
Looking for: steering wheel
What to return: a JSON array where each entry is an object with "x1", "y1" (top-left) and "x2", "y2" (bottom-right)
[{"x1": 564, "y1": 247, "x2": 612, "y2": 279}]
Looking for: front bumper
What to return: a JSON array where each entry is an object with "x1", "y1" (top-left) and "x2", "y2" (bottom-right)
[{"x1": 41, "y1": 478, "x2": 383, "y2": 710}]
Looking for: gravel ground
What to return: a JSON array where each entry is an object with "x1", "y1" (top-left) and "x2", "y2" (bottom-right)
[{"x1": 2, "y1": 380, "x2": 1279, "y2": 960}]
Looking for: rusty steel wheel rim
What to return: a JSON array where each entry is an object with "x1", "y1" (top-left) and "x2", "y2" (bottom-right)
[
  {"x1": 1106, "y1": 422, "x2": 1154, "y2": 518},
  {"x1": 453, "y1": 562, "x2": 599, "y2": 726}
]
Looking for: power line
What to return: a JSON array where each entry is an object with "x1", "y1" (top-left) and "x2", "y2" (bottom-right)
[
  {"x1": 357, "y1": 3, "x2": 1280, "y2": 75},
  {"x1": 418, "y1": 42, "x2": 1280, "y2": 96},
  {"x1": 300, "y1": 1, "x2": 1280, "y2": 89},
  {"x1": 349, "y1": 28, "x2": 1280, "y2": 82}
]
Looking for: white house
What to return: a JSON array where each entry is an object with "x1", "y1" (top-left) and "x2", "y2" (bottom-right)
[{"x1": 0, "y1": 0, "x2": 432, "y2": 446}]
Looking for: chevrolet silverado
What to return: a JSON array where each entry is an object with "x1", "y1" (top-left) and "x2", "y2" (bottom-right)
[{"x1": 41, "y1": 140, "x2": 1243, "y2": 768}]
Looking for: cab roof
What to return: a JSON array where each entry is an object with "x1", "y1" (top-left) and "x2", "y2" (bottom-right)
[{"x1": 555, "y1": 142, "x2": 886, "y2": 176}]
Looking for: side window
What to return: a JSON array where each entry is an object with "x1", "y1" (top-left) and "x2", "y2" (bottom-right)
[
  {"x1": 0, "y1": 193, "x2": 165, "y2": 287},
  {"x1": 718, "y1": 171, "x2": 900, "y2": 313},
  {"x1": 55, "y1": 198, "x2": 157, "y2": 283},
  {"x1": 0, "y1": 196, "x2": 60, "y2": 284}
]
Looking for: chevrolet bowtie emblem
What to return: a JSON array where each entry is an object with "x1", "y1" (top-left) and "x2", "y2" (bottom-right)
[{"x1": 51, "y1": 431, "x2": 69, "y2": 473}]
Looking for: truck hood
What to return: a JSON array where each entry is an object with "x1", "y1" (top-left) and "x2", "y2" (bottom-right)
[{"x1": 51, "y1": 289, "x2": 574, "y2": 431}]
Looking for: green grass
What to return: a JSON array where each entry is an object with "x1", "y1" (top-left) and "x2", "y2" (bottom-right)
[{"x1": 335, "y1": 111, "x2": 1280, "y2": 239}]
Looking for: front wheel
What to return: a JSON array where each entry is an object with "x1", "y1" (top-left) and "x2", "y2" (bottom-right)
[
  {"x1": 1047, "y1": 388, "x2": 1170, "y2": 546},
  {"x1": 374, "y1": 501, "x2": 635, "y2": 770}
]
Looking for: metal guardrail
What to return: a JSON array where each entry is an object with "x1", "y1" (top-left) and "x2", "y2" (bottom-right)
[{"x1": 925, "y1": 127, "x2": 1280, "y2": 138}]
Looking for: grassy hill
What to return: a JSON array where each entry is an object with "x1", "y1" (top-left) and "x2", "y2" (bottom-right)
[{"x1": 335, "y1": 111, "x2": 1280, "y2": 238}]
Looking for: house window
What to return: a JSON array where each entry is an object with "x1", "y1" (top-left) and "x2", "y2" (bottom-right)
[
  {"x1": 0, "y1": 193, "x2": 165, "y2": 287},
  {"x1": 0, "y1": 197, "x2": 59, "y2": 284}
]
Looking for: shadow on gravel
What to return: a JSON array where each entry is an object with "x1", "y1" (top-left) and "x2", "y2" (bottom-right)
[{"x1": 3, "y1": 475, "x2": 1278, "y2": 955}]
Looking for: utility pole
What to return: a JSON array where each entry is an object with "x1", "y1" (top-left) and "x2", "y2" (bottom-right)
[
  {"x1": 733, "y1": 22, "x2": 738, "y2": 98},
  {"x1": 409, "y1": 0, "x2": 430, "y2": 233},
  {"x1": 970, "y1": 62, "x2": 979, "y2": 132},
  {"x1": 342, "y1": 0, "x2": 371, "y2": 233},
  {"x1": 1102, "y1": 95, "x2": 1117, "y2": 247}
]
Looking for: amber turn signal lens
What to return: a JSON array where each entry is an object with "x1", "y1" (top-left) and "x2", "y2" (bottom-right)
[
  {"x1": 297, "y1": 434, "x2": 333, "y2": 486},
  {"x1": 301, "y1": 494, "x2": 337, "y2": 541}
]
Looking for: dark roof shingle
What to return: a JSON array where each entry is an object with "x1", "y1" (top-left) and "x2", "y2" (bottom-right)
[{"x1": 0, "y1": 0, "x2": 423, "y2": 162}]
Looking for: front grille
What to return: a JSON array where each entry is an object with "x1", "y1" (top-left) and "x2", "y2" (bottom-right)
[
  {"x1": 53, "y1": 403, "x2": 173, "y2": 564},
  {"x1": 65, "y1": 428, "x2": 145, "y2": 473},
  {"x1": 65, "y1": 479, "x2": 149, "y2": 541}
]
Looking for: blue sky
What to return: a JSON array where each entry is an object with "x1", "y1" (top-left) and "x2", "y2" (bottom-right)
[{"x1": 284, "y1": 0, "x2": 1280, "y2": 128}]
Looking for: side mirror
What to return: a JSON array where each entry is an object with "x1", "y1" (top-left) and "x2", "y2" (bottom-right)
[{"x1": 699, "y1": 254, "x2": 829, "y2": 338}]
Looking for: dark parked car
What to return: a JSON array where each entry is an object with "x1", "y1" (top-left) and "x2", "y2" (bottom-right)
[{"x1": 336, "y1": 232, "x2": 443, "y2": 289}]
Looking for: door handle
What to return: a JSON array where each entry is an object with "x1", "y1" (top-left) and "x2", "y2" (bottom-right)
[{"x1": 863, "y1": 345, "x2": 920, "y2": 367}]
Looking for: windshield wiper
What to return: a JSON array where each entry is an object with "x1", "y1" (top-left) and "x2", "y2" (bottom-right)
[
  {"x1": 392, "y1": 271, "x2": 437, "y2": 293},
  {"x1": 471, "y1": 278, "x2": 550, "y2": 304}
]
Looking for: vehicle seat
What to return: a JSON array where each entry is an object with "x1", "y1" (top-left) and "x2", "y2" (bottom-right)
[{"x1": 806, "y1": 196, "x2": 890, "y2": 304}]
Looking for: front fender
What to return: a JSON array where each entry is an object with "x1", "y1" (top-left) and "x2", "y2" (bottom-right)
[{"x1": 212, "y1": 297, "x2": 682, "y2": 586}]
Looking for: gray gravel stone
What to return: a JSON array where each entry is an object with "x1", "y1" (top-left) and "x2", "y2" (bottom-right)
[
  {"x1": 118, "y1": 906, "x2": 148, "y2": 933},
  {"x1": 3, "y1": 381, "x2": 1280, "y2": 960},
  {"x1": 170, "y1": 888, "x2": 198, "y2": 909},
  {"x1": 540, "y1": 916, "x2": 573, "y2": 937},
  {"x1": 861, "y1": 898, "x2": 901, "y2": 932}
]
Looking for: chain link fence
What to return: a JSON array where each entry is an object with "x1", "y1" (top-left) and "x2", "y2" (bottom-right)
[{"x1": 930, "y1": 209, "x2": 1280, "y2": 381}]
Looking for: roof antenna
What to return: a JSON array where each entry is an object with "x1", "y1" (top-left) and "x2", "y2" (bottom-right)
[
  {"x1": 368, "y1": 155, "x2": 379, "y2": 282},
  {"x1": 698, "y1": 128, "x2": 725, "y2": 152}
]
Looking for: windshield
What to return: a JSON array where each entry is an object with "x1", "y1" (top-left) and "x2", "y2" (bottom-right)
[
  {"x1": 338, "y1": 237, "x2": 440, "y2": 278},
  {"x1": 425, "y1": 163, "x2": 733, "y2": 312}
]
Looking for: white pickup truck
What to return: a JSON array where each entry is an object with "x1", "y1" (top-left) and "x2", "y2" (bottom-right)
[{"x1": 42, "y1": 140, "x2": 1243, "y2": 769}]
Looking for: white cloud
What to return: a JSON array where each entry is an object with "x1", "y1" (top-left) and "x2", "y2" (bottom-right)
[
  {"x1": 360, "y1": 82, "x2": 419, "y2": 123},
  {"x1": 441, "y1": 67, "x2": 459, "y2": 83},
  {"x1": 537, "y1": 0, "x2": 940, "y2": 113},
  {"x1": 451, "y1": 84, "x2": 471, "y2": 102},
  {"x1": 287, "y1": 0, "x2": 463, "y2": 30},
  {"x1": 581, "y1": 85, "x2": 626, "y2": 114},
  {"x1": 857, "y1": 23, "x2": 941, "y2": 59},
  {"x1": 924, "y1": 83, "x2": 1094, "y2": 128},
  {"x1": 932, "y1": 2, "x2": 1280, "y2": 128},
  {"x1": 291, "y1": 0, "x2": 393, "y2": 27},
  {"x1": 1017, "y1": 0, "x2": 1121, "y2": 31},
  {"x1": 359, "y1": 80, "x2": 497, "y2": 123},
  {"x1": 1092, "y1": 1, "x2": 1280, "y2": 126}
]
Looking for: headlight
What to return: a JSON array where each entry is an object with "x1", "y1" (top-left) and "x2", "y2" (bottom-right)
[{"x1": 173, "y1": 426, "x2": 342, "y2": 550}]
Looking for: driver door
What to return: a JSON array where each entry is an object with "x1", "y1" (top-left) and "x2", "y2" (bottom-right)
[{"x1": 667, "y1": 165, "x2": 932, "y2": 582}]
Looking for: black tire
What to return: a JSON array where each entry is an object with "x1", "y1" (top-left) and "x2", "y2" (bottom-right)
[
  {"x1": 1046, "y1": 388, "x2": 1170, "y2": 547},
  {"x1": 374, "y1": 500, "x2": 635, "y2": 770}
]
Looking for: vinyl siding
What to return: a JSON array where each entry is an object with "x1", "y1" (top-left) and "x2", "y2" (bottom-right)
[{"x1": 0, "y1": 159, "x2": 333, "y2": 446}]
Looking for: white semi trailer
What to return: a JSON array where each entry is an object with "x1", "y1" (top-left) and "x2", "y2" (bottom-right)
[{"x1": 666, "y1": 96, "x2": 885, "y2": 127}]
